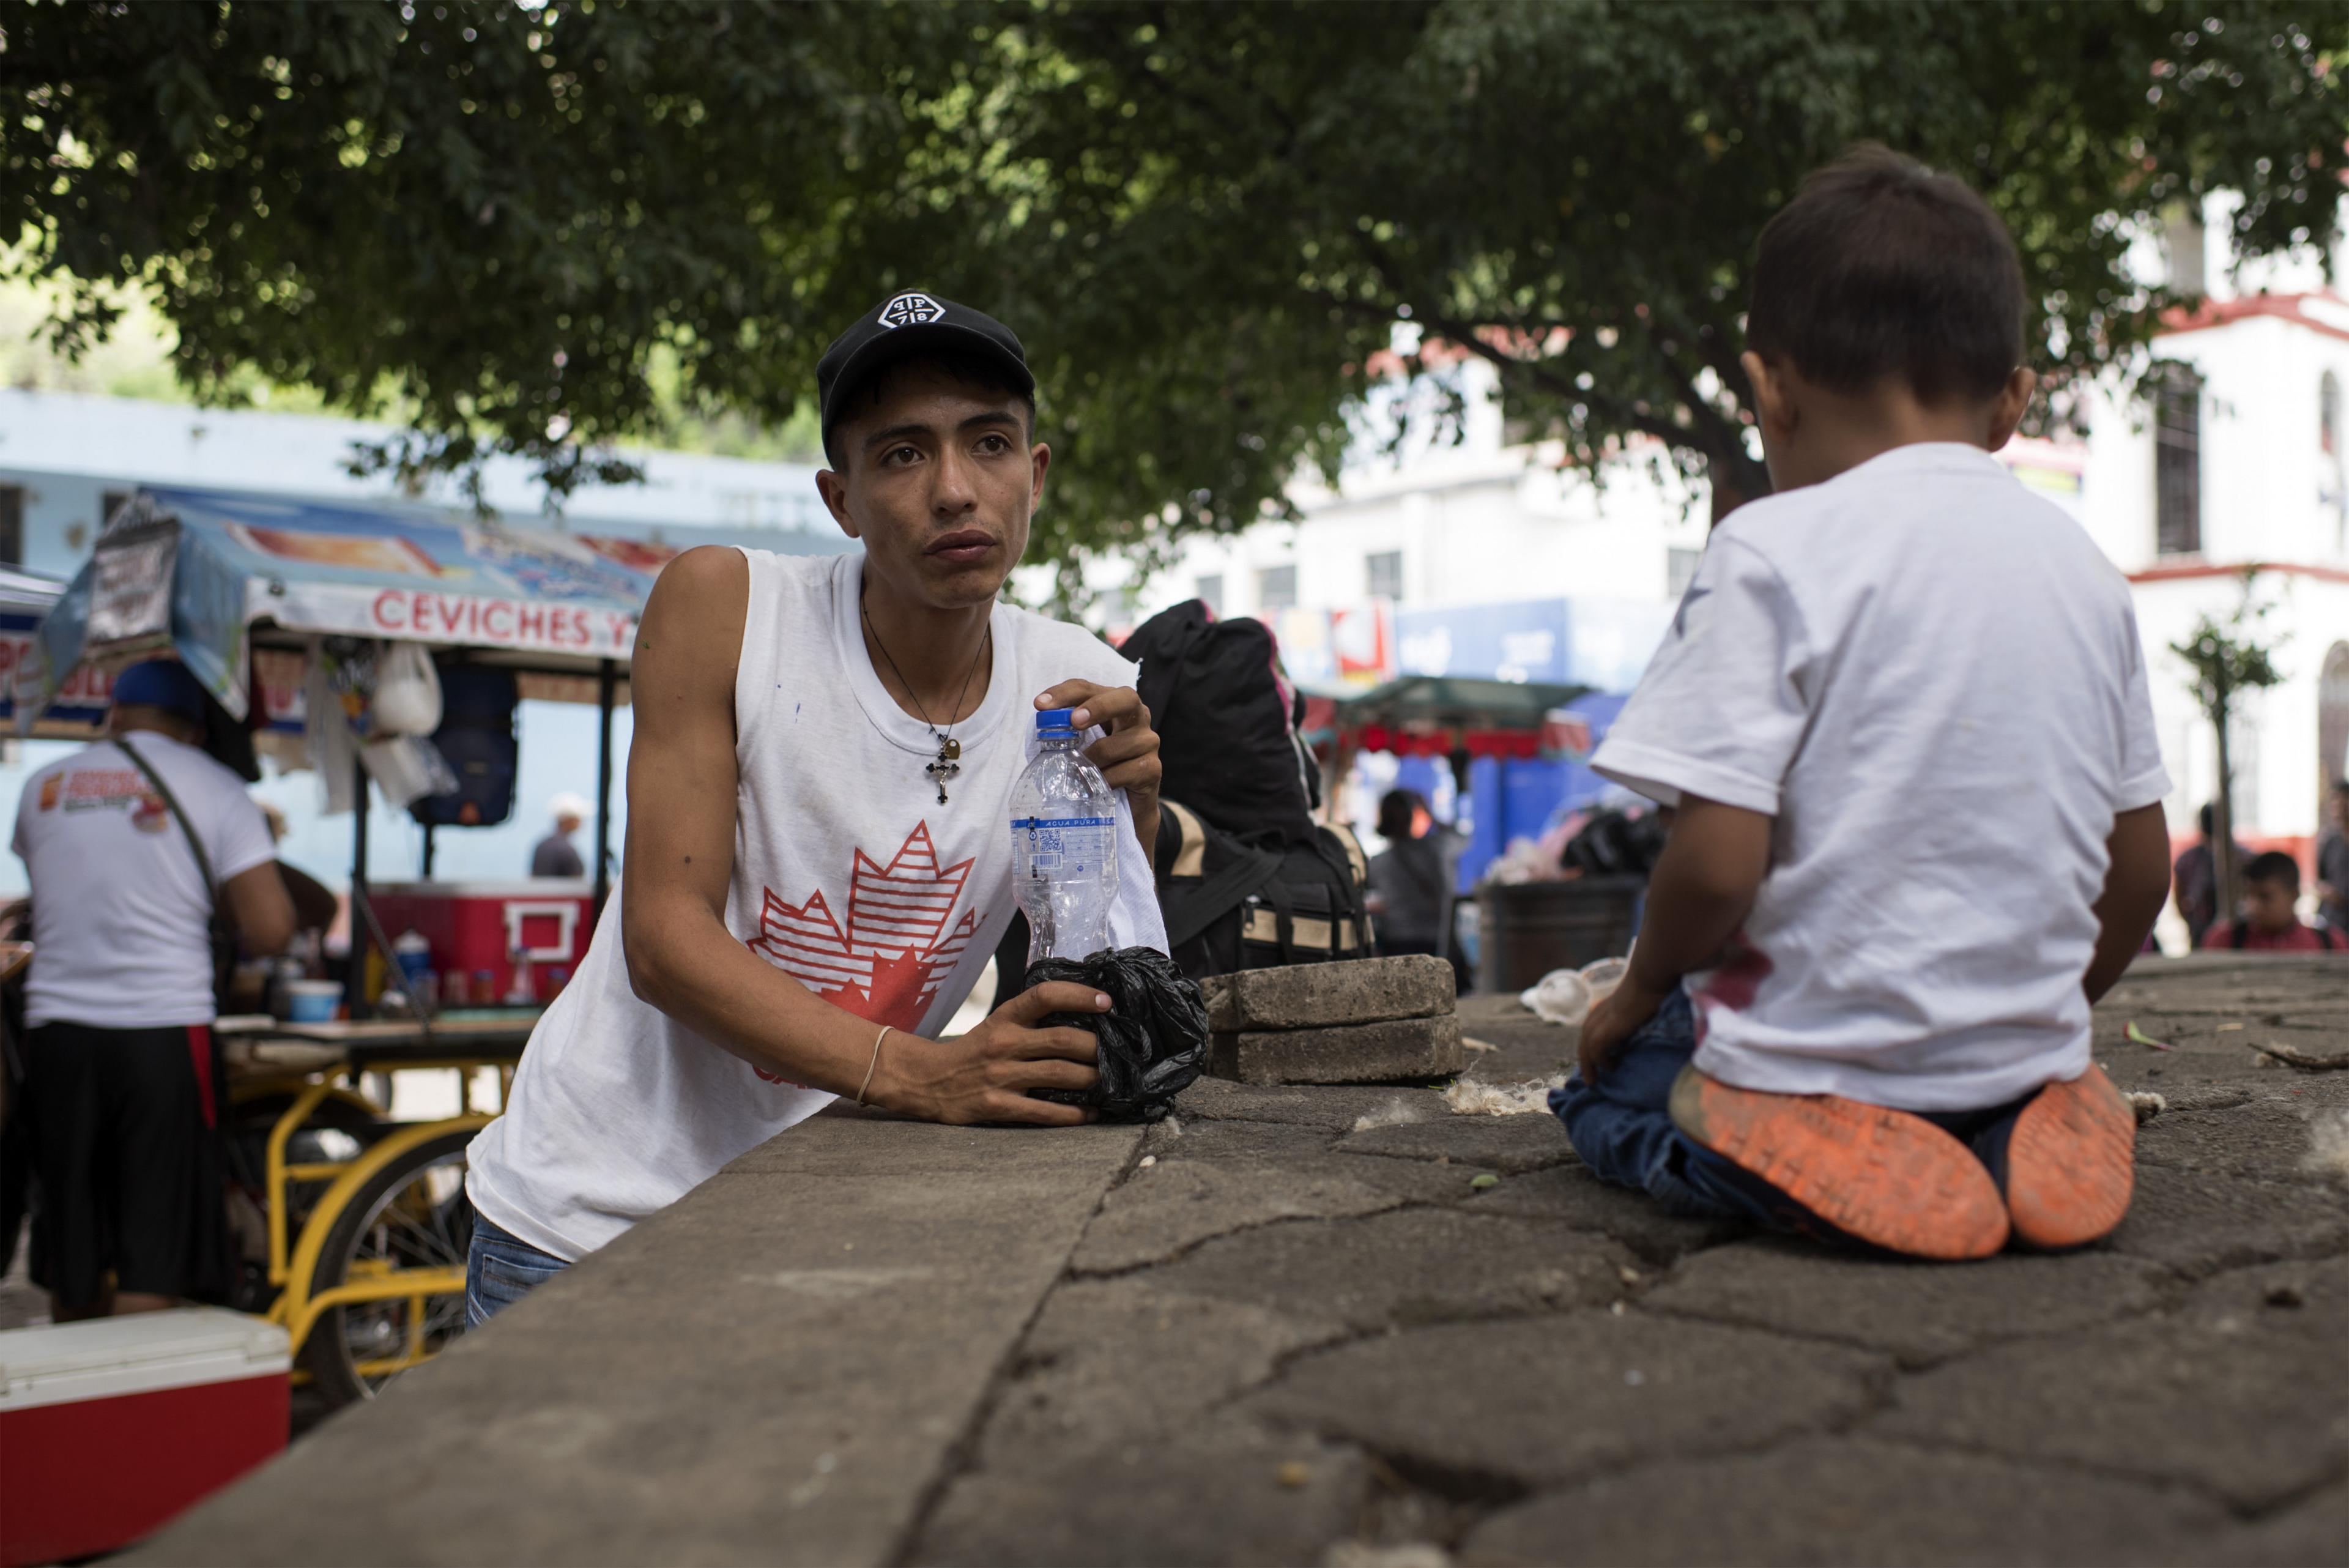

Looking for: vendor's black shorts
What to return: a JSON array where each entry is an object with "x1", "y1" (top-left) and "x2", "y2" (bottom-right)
[{"x1": 20, "y1": 1021, "x2": 230, "y2": 1307}]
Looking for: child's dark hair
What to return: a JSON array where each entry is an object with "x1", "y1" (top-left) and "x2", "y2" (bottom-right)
[
  {"x1": 2244, "y1": 850, "x2": 2301, "y2": 890},
  {"x1": 1748, "y1": 145, "x2": 2025, "y2": 404},
  {"x1": 821, "y1": 348, "x2": 1036, "y2": 467}
]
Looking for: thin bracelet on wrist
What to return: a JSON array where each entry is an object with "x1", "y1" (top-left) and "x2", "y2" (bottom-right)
[{"x1": 854, "y1": 1025, "x2": 891, "y2": 1107}]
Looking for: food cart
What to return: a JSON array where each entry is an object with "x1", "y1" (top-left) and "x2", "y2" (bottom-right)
[
  {"x1": 18, "y1": 485, "x2": 667, "y2": 1406},
  {"x1": 1324, "y1": 672, "x2": 1592, "y2": 813},
  {"x1": 1327, "y1": 675, "x2": 1602, "y2": 989}
]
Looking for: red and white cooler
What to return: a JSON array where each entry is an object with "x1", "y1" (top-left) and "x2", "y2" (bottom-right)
[
  {"x1": 369, "y1": 879, "x2": 596, "y2": 1005},
  {"x1": 0, "y1": 1308, "x2": 289, "y2": 1566}
]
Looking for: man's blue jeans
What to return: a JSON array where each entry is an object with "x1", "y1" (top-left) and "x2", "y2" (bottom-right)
[{"x1": 466, "y1": 1213, "x2": 570, "y2": 1328}]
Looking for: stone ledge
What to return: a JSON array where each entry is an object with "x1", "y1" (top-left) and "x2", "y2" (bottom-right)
[{"x1": 128, "y1": 1113, "x2": 1146, "y2": 1568}]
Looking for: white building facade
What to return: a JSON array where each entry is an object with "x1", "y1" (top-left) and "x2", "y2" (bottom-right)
[
  {"x1": 2071, "y1": 293, "x2": 2349, "y2": 860},
  {"x1": 1122, "y1": 232, "x2": 2349, "y2": 887}
]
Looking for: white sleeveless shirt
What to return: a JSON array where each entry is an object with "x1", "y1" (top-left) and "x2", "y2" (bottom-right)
[{"x1": 466, "y1": 548, "x2": 1166, "y2": 1261}]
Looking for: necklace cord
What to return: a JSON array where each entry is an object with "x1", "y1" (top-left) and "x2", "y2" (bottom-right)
[{"x1": 862, "y1": 604, "x2": 991, "y2": 745}]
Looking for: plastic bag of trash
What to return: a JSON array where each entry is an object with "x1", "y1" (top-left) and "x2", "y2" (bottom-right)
[
  {"x1": 1520, "y1": 955, "x2": 1633, "y2": 1027},
  {"x1": 1023, "y1": 945, "x2": 1209, "y2": 1123}
]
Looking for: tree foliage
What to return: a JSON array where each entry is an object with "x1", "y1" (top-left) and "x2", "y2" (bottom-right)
[
  {"x1": 6, "y1": 1, "x2": 2345, "y2": 565},
  {"x1": 2172, "y1": 570, "x2": 2290, "y2": 912}
]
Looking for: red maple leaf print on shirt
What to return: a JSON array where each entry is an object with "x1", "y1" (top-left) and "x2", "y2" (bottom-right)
[{"x1": 746, "y1": 822, "x2": 982, "y2": 1033}]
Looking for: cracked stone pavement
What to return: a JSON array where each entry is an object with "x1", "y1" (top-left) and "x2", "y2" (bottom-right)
[
  {"x1": 910, "y1": 956, "x2": 2349, "y2": 1568},
  {"x1": 138, "y1": 956, "x2": 2348, "y2": 1568}
]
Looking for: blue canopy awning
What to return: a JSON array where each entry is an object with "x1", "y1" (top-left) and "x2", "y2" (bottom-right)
[{"x1": 26, "y1": 486, "x2": 672, "y2": 726}]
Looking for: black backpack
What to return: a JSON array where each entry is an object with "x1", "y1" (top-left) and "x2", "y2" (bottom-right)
[
  {"x1": 410, "y1": 664, "x2": 519, "y2": 828},
  {"x1": 1153, "y1": 801, "x2": 1371, "y2": 979},
  {"x1": 1126, "y1": 600, "x2": 1319, "y2": 847},
  {"x1": 1123, "y1": 600, "x2": 1371, "y2": 981}
]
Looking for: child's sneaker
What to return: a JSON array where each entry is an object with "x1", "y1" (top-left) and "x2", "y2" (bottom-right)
[
  {"x1": 2002, "y1": 1066, "x2": 2134, "y2": 1250},
  {"x1": 1668, "y1": 1066, "x2": 2009, "y2": 1260}
]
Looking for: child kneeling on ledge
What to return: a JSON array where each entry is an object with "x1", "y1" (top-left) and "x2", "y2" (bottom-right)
[{"x1": 1553, "y1": 147, "x2": 2173, "y2": 1260}]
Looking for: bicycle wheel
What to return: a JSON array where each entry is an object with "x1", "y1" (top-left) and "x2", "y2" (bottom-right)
[
  {"x1": 225, "y1": 1090, "x2": 387, "y2": 1315},
  {"x1": 300, "y1": 1127, "x2": 476, "y2": 1409}
]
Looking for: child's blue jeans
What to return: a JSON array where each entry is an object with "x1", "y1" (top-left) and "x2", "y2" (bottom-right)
[{"x1": 1547, "y1": 989, "x2": 2028, "y2": 1242}]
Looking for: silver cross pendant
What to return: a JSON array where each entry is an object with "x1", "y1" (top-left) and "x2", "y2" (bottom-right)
[{"x1": 924, "y1": 738, "x2": 962, "y2": 804}]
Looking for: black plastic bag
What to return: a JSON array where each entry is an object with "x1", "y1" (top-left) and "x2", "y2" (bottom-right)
[{"x1": 1023, "y1": 946, "x2": 1210, "y2": 1123}]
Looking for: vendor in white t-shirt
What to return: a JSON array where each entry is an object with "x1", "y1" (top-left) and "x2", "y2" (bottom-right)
[
  {"x1": 13, "y1": 659, "x2": 296, "y2": 1319},
  {"x1": 462, "y1": 294, "x2": 1168, "y2": 1323}
]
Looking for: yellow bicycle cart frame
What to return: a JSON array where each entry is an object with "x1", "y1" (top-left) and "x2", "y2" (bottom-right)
[{"x1": 247, "y1": 1064, "x2": 498, "y2": 1369}]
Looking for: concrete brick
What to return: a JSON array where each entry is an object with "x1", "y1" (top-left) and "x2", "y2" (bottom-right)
[
  {"x1": 1202, "y1": 954, "x2": 1454, "y2": 1031},
  {"x1": 1211, "y1": 1014, "x2": 1464, "y2": 1085}
]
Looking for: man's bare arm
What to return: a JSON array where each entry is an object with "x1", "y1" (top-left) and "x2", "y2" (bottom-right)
[
  {"x1": 2085, "y1": 804, "x2": 2170, "y2": 1003},
  {"x1": 618, "y1": 547, "x2": 1107, "y2": 1124}
]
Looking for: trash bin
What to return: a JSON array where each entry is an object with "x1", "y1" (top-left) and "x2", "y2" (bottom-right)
[{"x1": 1475, "y1": 876, "x2": 1644, "y2": 994}]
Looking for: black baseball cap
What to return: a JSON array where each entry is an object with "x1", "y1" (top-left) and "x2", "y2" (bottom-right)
[{"x1": 815, "y1": 291, "x2": 1036, "y2": 458}]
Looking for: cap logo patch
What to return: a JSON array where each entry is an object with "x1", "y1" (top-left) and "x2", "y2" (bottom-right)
[{"x1": 878, "y1": 292, "x2": 946, "y2": 329}]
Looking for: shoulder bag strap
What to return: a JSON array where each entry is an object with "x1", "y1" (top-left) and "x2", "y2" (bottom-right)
[
  {"x1": 117, "y1": 735, "x2": 239, "y2": 1011},
  {"x1": 117, "y1": 737, "x2": 219, "y2": 895},
  {"x1": 1155, "y1": 797, "x2": 1285, "y2": 950},
  {"x1": 1306, "y1": 827, "x2": 1373, "y2": 952}
]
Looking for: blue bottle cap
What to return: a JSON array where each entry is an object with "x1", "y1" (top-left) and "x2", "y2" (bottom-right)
[{"x1": 1036, "y1": 707, "x2": 1077, "y2": 735}]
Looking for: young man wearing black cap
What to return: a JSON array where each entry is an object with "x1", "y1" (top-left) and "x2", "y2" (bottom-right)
[
  {"x1": 464, "y1": 294, "x2": 1169, "y2": 1320},
  {"x1": 13, "y1": 658, "x2": 295, "y2": 1318}
]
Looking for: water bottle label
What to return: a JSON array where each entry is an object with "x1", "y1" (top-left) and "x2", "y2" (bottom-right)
[{"x1": 1012, "y1": 816, "x2": 1118, "y2": 875}]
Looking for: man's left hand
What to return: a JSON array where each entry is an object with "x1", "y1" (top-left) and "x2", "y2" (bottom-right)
[{"x1": 1036, "y1": 680, "x2": 1162, "y2": 865}]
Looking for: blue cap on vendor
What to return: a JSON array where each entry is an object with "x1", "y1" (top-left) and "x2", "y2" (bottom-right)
[{"x1": 109, "y1": 658, "x2": 210, "y2": 731}]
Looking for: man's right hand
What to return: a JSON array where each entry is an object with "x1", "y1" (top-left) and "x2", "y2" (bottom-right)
[{"x1": 872, "y1": 982, "x2": 1110, "y2": 1126}]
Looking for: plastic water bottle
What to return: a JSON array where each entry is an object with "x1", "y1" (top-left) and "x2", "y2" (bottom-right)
[{"x1": 1012, "y1": 708, "x2": 1121, "y2": 964}]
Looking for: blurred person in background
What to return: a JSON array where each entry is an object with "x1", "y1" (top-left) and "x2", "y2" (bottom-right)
[
  {"x1": 2317, "y1": 779, "x2": 2348, "y2": 932},
  {"x1": 1368, "y1": 789, "x2": 1469, "y2": 994},
  {"x1": 2202, "y1": 850, "x2": 2343, "y2": 952},
  {"x1": 258, "y1": 801, "x2": 339, "y2": 940},
  {"x1": 12, "y1": 659, "x2": 294, "y2": 1318},
  {"x1": 2172, "y1": 802, "x2": 2250, "y2": 951},
  {"x1": 531, "y1": 792, "x2": 592, "y2": 879}
]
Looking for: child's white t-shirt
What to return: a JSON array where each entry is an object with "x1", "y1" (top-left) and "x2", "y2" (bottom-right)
[{"x1": 1592, "y1": 442, "x2": 2169, "y2": 1112}]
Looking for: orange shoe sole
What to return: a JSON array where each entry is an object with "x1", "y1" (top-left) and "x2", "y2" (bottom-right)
[
  {"x1": 2004, "y1": 1067, "x2": 2134, "y2": 1250},
  {"x1": 1668, "y1": 1067, "x2": 2009, "y2": 1260}
]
